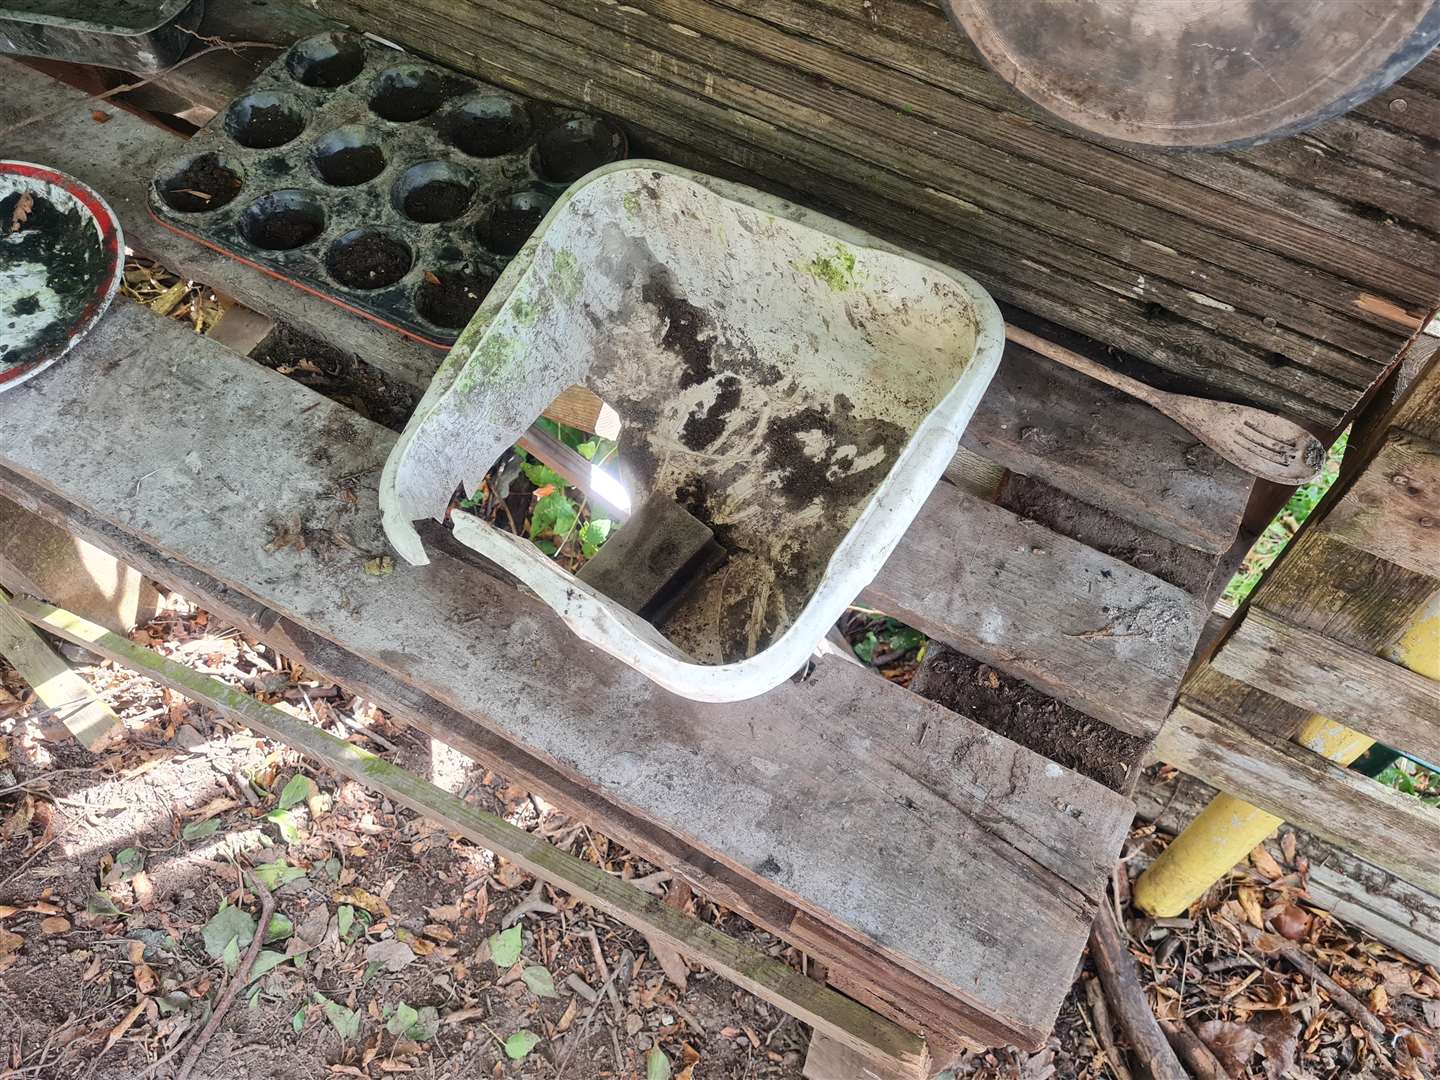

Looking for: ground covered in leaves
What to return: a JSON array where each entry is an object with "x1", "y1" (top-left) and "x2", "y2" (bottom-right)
[{"x1": 0, "y1": 598, "x2": 806, "y2": 1079}]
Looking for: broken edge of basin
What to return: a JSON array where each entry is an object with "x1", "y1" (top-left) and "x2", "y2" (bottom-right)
[{"x1": 379, "y1": 159, "x2": 1004, "y2": 702}]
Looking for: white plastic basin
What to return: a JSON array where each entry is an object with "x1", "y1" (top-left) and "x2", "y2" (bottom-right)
[{"x1": 381, "y1": 161, "x2": 1003, "y2": 702}]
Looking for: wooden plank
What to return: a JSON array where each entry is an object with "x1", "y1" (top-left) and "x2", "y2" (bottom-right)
[
  {"x1": 14, "y1": 598, "x2": 930, "y2": 1078},
  {"x1": 1324, "y1": 431, "x2": 1440, "y2": 580},
  {"x1": 0, "y1": 466, "x2": 985, "y2": 1067},
  {"x1": 0, "y1": 300, "x2": 1134, "y2": 1049},
  {"x1": 1213, "y1": 607, "x2": 1440, "y2": 765},
  {"x1": 966, "y1": 346, "x2": 1251, "y2": 555},
  {"x1": 805, "y1": 1031, "x2": 917, "y2": 1080},
  {"x1": 326, "y1": 0, "x2": 1391, "y2": 423},
  {"x1": 1154, "y1": 705, "x2": 1440, "y2": 897},
  {"x1": 0, "y1": 589, "x2": 119, "y2": 751},
  {"x1": 1134, "y1": 769, "x2": 1440, "y2": 968},
  {"x1": 0, "y1": 58, "x2": 441, "y2": 391},
  {"x1": 862, "y1": 481, "x2": 1206, "y2": 740}
]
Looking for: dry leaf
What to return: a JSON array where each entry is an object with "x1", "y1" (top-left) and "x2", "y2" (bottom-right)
[
  {"x1": 39, "y1": 916, "x2": 71, "y2": 935},
  {"x1": 1197, "y1": 1019, "x2": 1262, "y2": 1078},
  {"x1": 1255, "y1": 1014, "x2": 1299, "y2": 1080},
  {"x1": 1280, "y1": 832, "x2": 1297, "y2": 864},
  {"x1": 1271, "y1": 903, "x2": 1311, "y2": 942},
  {"x1": 102, "y1": 998, "x2": 147, "y2": 1054},
  {"x1": 9, "y1": 192, "x2": 33, "y2": 233},
  {"x1": 556, "y1": 997, "x2": 578, "y2": 1034},
  {"x1": 1250, "y1": 845, "x2": 1284, "y2": 881},
  {"x1": 91, "y1": 110, "x2": 111, "y2": 123},
  {"x1": 134, "y1": 962, "x2": 158, "y2": 995},
  {"x1": 427, "y1": 904, "x2": 462, "y2": 922},
  {"x1": 0, "y1": 905, "x2": 17, "y2": 919},
  {"x1": 333, "y1": 887, "x2": 391, "y2": 918},
  {"x1": 0, "y1": 929, "x2": 21, "y2": 959},
  {"x1": 1237, "y1": 885, "x2": 1265, "y2": 930},
  {"x1": 1371, "y1": 985, "x2": 1390, "y2": 1014}
]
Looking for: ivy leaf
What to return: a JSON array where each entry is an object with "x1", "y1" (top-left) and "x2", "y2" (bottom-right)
[
  {"x1": 522, "y1": 965, "x2": 557, "y2": 998},
  {"x1": 222, "y1": 935, "x2": 241, "y2": 975},
  {"x1": 182, "y1": 818, "x2": 220, "y2": 841},
  {"x1": 322, "y1": 997, "x2": 361, "y2": 1041},
  {"x1": 277, "y1": 774, "x2": 317, "y2": 811},
  {"x1": 488, "y1": 925, "x2": 523, "y2": 969},
  {"x1": 647, "y1": 1046, "x2": 672, "y2": 1080},
  {"x1": 202, "y1": 904, "x2": 256, "y2": 960},
  {"x1": 265, "y1": 808, "x2": 301, "y2": 844},
  {"x1": 386, "y1": 1002, "x2": 419, "y2": 1036},
  {"x1": 337, "y1": 904, "x2": 354, "y2": 941},
  {"x1": 579, "y1": 518, "x2": 611, "y2": 559},
  {"x1": 408, "y1": 1006, "x2": 439, "y2": 1042},
  {"x1": 852, "y1": 631, "x2": 878, "y2": 664},
  {"x1": 530, "y1": 491, "x2": 578, "y2": 540},
  {"x1": 264, "y1": 914, "x2": 293, "y2": 942},
  {"x1": 246, "y1": 949, "x2": 289, "y2": 984},
  {"x1": 252, "y1": 860, "x2": 306, "y2": 890},
  {"x1": 520, "y1": 460, "x2": 567, "y2": 491},
  {"x1": 291, "y1": 1009, "x2": 305, "y2": 1033},
  {"x1": 503, "y1": 1030, "x2": 540, "y2": 1061}
]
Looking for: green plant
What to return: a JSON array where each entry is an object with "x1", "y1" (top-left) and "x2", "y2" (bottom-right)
[
  {"x1": 1222, "y1": 430, "x2": 1348, "y2": 606},
  {"x1": 1376, "y1": 757, "x2": 1440, "y2": 808},
  {"x1": 851, "y1": 616, "x2": 926, "y2": 666}
]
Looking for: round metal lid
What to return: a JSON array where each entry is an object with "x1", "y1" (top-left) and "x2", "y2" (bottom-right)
[{"x1": 943, "y1": 0, "x2": 1440, "y2": 149}]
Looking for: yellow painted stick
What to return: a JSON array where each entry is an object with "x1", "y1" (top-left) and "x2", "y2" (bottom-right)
[{"x1": 1134, "y1": 595, "x2": 1440, "y2": 917}]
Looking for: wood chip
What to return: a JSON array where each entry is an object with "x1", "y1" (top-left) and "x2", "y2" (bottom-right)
[{"x1": 38, "y1": 916, "x2": 70, "y2": 934}]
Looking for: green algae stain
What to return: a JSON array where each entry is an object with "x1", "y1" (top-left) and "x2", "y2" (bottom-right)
[
  {"x1": 796, "y1": 244, "x2": 859, "y2": 291},
  {"x1": 549, "y1": 250, "x2": 584, "y2": 303},
  {"x1": 621, "y1": 190, "x2": 641, "y2": 216},
  {"x1": 456, "y1": 333, "x2": 516, "y2": 395},
  {"x1": 509, "y1": 294, "x2": 548, "y2": 327}
]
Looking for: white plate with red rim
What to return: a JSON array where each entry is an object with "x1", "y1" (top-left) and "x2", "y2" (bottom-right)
[{"x1": 1, "y1": 161, "x2": 124, "y2": 393}]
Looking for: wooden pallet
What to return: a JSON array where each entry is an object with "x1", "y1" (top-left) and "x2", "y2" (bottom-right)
[{"x1": 0, "y1": 4, "x2": 1392, "y2": 1063}]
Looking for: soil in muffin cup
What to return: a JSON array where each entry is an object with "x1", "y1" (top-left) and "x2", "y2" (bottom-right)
[
  {"x1": 165, "y1": 154, "x2": 243, "y2": 211},
  {"x1": 330, "y1": 233, "x2": 411, "y2": 289}
]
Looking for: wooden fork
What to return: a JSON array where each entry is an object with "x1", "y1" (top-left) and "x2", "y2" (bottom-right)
[{"x1": 1005, "y1": 324, "x2": 1327, "y2": 485}]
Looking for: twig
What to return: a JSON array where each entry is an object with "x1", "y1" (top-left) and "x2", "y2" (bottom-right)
[
  {"x1": 1089, "y1": 908, "x2": 1188, "y2": 1080},
  {"x1": 1159, "y1": 1019, "x2": 1227, "y2": 1080},
  {"x1": 171, "y1": 872, "x2": 276, "y2": 1080},
  {"x1": 553, "y1": 963, "x2": 621, "y2": 1079},
  {"x1": 1083, "y1": 976, "x2": 1135, "y2": 1080},
  {"x1": 1236, "y1": 923, "x2": 1385, "y2": 1039}
]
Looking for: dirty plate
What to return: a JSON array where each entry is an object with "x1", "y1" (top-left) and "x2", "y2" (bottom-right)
[{"x1": 1, "y1": 161, "x2": 124, "y2": 393}]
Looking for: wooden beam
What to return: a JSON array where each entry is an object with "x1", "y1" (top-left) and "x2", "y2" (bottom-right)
[
  {"x1": 12, "y1": 596, "x2": 929, "y2": 1078},
  {"x1": 0, "y1": 589, "x2": 119, "y2": 751},
  {"x1": 0, "y1": 298, "x2": 1134, "y2": 1049},
  {"x1": 1324, "y1": 431, "x2": 1440, "y2": 580},
  {"x1": 1213, "y1": 607, "x2": 1440, "y2": 764},
  {"x1": 863, "y1": 482, "x2": 1205, "y2": 740},
  {"x1": 1154, "y1": 705, "x2": 1440, "y2": 896}
]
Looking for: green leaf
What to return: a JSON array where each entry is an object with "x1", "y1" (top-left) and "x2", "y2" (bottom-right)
[
  {"x1": 86, "y1": 891, "x2": 120, "y2": 916},
  {"x1": 182, "y1": 818, "x2": 221, "y2": 842},
  {"x1": 884, "y1": 626, "x2": 926, "y2": 655},
  {"x1": 408, "y1": 1006, "x2": 439, "y2": 1042},
  {"x1": 852, "y1": 631, "x2": 878, "y2": 664},
  {"x1": 264, "y1": 914, "x2": 293, "y2": 942},
  {"x1": 520, "y1": 460, "x2": 567, "y2": 491},
  {"x1": 222, "y1": 934, "x2": 241, "y2": 975},
  {"x1": 322, "y1": 997, "x2": 361, "y2": 1041},
  {"x1": 386, "y1": 1002, "x2": 420, "y2": 1037},
  {"x1": 337, "y1": 904, "x2": 354, "y2": 940},
  {"x1": 503, "y1": 1030, "x2": 540, "y2": 1061},
  {"x1": 292, "y1": 1010, "x2": 306, "y2": 1034},
  {"x1": 533, "y1": 538, "x2": 558, "y2": 556},
  {"x1": 202, "y1": 904, "x2": 257, "y2": 960},
  {"x1": 576, "y1": 438, "x2": 599, "y2": 461},
  {"x1": 522, "y1": 965, "x2": 556, "y2": 998},
  {"x1": 579, "y1": 518, "x2": 612, "y2": 559},
  {"x1": 488, "y1": 925, "x2": 523, "y2": 969},
  {"x1": 277, "y1": 774, "x2": 317, "y2": 811},
  {"x1": 246, "y1": 949, "x2": 289, "y2": 984},
  {"x1": 265, "y1": 808, "x2": 301, "y2": 844},
  {"x1": 646, "y1": 1046, "x2": 672, "y2": 1080},
  {"x1": 252, "y1": 860, "x2": 306, "y2": 890},
  {"x1": 530, "y1": 491, "x2": 578, "y2": 540}
]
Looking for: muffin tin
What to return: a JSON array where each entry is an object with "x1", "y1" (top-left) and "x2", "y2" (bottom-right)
[{"x1": 147, "y1": 32, "x2": 627, "y2": 348}]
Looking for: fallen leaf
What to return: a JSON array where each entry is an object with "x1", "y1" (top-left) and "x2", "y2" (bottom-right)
[
  {"x1": 39, "y1": 916, "x2": 70, "y2": 935},
  {"x1": 488, "y1": 925, "x2": 522, "y2": 969},
  {"x1": 1255, "y1": 1014, "x2": 1299, "y2": 1080},
  {"x1": 0, "y1": 929, "x2": 21, "y2": 958},
  {"x1": 102, "y1": 998, "x2": 147, "y2": 1054},
  {"x1": 9, "y1": 192, "x2": 33, "y2": 233},
  {"x1": 1197, "y1": 1019, "x2": 1262, "y2": 1079},
  {"x1": 202, "y1": 904, "x2": 256, "y2": 959},
  {"x1": 91, "y1": 110, "x2": 111, "y2": 123},
  {"x1": 555, "y1": 997, "x2": 577, "y2": 1034},
  {"x1": 1280, "y1": 832, "x2": 1297, "y2": 864},
  {"x1": 421, "y1": 924, "x2": 453, "y2": 942},
  {"x1": 1271, "y1": 903, "x2": 1311, "y2": 942},
  {"x1": 0, "y1": 905, "x2": 15, "y2": 920},
  {"x1": 364, "y1": 938, "x2": 415, "y2": 973},
  {"x1": 522, "y1": 965, "x2": 556, "y2": 998},
  {"x1": 134, "y1": 962, "x2": 158, "y2": 994},
  {"x1": 646, "y1": 1046, "x2": 672, "y2": 1080},
  {"x1": 427, "y1": 904, "x2": 462, "y2": 923},
  {"x1": 1237, "y1": 885, "x2": 1265, "y2": 930},
  {"x1": 333, "y1": 887, "x2": 391, "y2": 918},
  {"x1": 503, "y1": 1030, "x2": 539, "y2": 1061},
  {"x1": 1250, "y1": 845, "x2": 1284, "y2": 881}
]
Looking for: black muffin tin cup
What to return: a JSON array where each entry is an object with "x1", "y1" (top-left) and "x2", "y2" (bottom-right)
[{"x1": 147, "y1": 32, "x2": 627, "y2": 348}]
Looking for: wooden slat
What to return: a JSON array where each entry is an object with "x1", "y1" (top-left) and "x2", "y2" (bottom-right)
[
  {"x1": 14, "y1": 597, "x2": 930, "y2": 1078},
  {"x1": 863, "y1": 483, "x2": 1205, "y2": 740},
  {"x1": 0, "y1": 589, "x2": 119, "y2": 751},
  {"x1": 0, "y1": 466, "x2": 982, "y2": 1066},
  {"x1": 0, "y1": 299, "x2": 1134, "y2": 1049},
  {"x1": 1324, "y1": 431, "x2": 1440, "y2": 579},
  {"x1": 1154, "y1": 705, "x2": 1440, "y2": 897},
  {"x1": 1213, "y1": 607, "x2": 1440, "y2": 765}
]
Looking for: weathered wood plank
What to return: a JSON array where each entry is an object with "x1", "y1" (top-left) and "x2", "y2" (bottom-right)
[
  {"x1": 863, "y1": 480, "x2": 1205, "y2": 740},
  {"x1": 1154, "y1": 705, "x2": 1440, "y2": 897},
  {"x1": 1134, "y1": 769, "x2": 1440, "y2": 967},
  {"x1": 1213, "y1": 607, "x2": 1440, "y2": 765},
  {"x1": 1324, "y1": 431, "x2": 1440, "y2": 580},
  {"x1": 0, "y1": 466, "x2": 986, "y2": 1067},
  {"x1": 967, "y1": 347, "x2": 1251, "y2": 556},
  {"x1": 15, "y1": 597, "x2": 930, "y2": 1077},
  {"x1": 0, "y1": 589, "x2": 119, "y2": 751},
  {"x1": 0, "y1": 299, "x2": 1134, "y2": 1048}
]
